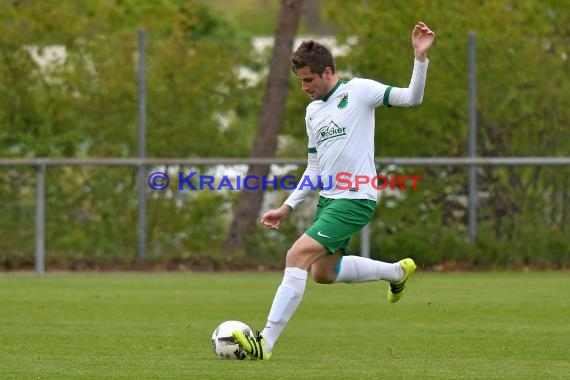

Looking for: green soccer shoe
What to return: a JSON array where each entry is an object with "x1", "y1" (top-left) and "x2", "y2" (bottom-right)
[
  {"x1": 388, "y1": 258, "x2": 417, "y2": 303},
  {"x1": 232, "y1": 330, "x2": 271, "y2": 360}
]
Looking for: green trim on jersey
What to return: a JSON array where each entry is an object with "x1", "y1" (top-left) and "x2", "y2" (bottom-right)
[
  {"x1": 322, "y1": 80, "x2": 347, "y2": 102},
  {"x1": 308, "y1": 147, "x2": 317, "y2": 153},
  {"x1": 383, "y1": 86, "x2": 393, "y2": 107}
]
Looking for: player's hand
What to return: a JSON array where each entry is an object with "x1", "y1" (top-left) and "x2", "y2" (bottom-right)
[
  {"x1": 412, "y1": 21, "x2": 435, "y2": 61},
  {"x1": 260, "y1": 205, "x2": 292, "y2": 230}
]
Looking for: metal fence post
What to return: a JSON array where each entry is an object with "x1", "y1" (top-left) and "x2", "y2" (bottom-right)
[
  {"x1": 137, "y1": 28, "x2": 147, "y2": 262},
  {"x1": 468, "y1": 31, "x2": 478, "y2": 244},
  {"x1": 360, "y1": 224, "x2": 370, "y2": 258},
  {"x1": 35, "y1": 163, "x2": 46, "y2": 275}
]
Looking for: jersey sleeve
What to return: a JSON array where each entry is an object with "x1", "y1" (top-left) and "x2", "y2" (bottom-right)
[
  {"x1": 386, "y1": 58, "x2": 429, "y2": 107},
  {"x1": 284, "y1": 119, "x2": 320, "y2": 209},
  {"x1": 353, "y1": 58, "x2": 429, "y2": 108},
  {"x1": 351, "y1": 78, "x2": 393, "y2": 108}
]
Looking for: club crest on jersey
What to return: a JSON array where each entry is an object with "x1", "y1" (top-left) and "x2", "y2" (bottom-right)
[
  {"x1": 337, "y1": 93, "x2": 348, "y2": 109},
  {"x1": 316, "y1": 121, "x2": 346, "y2": 144}
]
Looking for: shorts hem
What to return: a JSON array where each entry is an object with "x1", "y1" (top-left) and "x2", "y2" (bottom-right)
[{"x1": 305, "y1": 229, "x2": 346, "y2": 255}]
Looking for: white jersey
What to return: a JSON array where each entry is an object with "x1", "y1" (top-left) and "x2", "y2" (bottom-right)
[
  {"x1": 285, "y1": 58, "x2": 429, "y2": 209},
  {"x1": 305, "y1": 77, "x2": 384, "y2": 201}
]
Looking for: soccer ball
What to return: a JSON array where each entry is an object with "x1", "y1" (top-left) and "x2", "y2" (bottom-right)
[{"x1": 211, "y1": 320, "x2": 253, "y2": 360}]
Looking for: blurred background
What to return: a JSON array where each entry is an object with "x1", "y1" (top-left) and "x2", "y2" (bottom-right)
[{"x1": 0, "y1": 0, "x2": 568, "y2": 272}]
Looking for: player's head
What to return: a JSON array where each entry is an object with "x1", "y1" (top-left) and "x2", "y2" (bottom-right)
[
  {"x1": 291, "y1": 40, "x2": 336, "y2": 76},
  {"x1": 291, "y1": 40, "x2": 338, "y2": 101}
]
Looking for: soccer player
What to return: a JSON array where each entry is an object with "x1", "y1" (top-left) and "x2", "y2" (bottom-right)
[{"x1": 233, "y1": 21, "x2": 435, "y2": 360}]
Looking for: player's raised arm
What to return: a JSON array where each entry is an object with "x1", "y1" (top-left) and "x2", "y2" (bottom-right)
[
  {"x1": 385, "y1": 21, "x2": 435, "y2": 107},
  {"x1": 412, "y1": 21, "x2": 435, "y2": 62}
]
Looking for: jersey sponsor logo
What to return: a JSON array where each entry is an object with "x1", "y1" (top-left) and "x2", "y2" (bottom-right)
[
  {"x1": 316, "y1": 121, "x2": 346, "y2": 144},
  {"x1": 337, "y1": 93, "x2": 348, "y2": 109}
]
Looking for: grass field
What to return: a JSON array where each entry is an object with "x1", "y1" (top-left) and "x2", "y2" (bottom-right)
[{"x1": 1, "y1": 271, "x2": 569, "y2": 379}]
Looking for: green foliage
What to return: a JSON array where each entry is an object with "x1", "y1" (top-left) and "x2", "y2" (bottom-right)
[
  {"x1": 208, "y1": 0, "x2": 338, "y2": 36},
  {"x1": 208, "y1": 0, "x2": 281, "y2": 35},
  {"x1": 0, "y1": 168, "x2": 35, "y2": 268},
  {"x1": 322, "y1": 0, "x2": 570, "y2": 157},
  {"x1": 0, "y1": 0, "x2": 257, "y2": 267},
  {"x1": 0, "y1": 0, "x2": 255, "y2": 158}
]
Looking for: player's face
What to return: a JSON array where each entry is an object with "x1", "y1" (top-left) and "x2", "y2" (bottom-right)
[{"x1": 295, "y1": 66, "x2": 334, "y2": 101}]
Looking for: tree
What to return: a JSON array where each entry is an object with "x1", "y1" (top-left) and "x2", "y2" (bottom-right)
[{"x1": 223, "y1": 0, "x2": 303, "y2": 257}]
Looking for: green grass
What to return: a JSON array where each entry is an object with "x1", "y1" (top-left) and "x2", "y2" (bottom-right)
[{"x1": 1, "y1": 271, "x2": 569, "y2": 379}]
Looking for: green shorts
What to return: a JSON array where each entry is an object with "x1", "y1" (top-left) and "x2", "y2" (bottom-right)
[{"x1": 305, "y1": 196, "x2": 377, "y2": 255}]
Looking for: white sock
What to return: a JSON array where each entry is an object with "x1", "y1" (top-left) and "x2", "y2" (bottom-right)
[
  {"x1": 334, "y1": 255, "x2": 404, "y2": 283},
  {"x1": 261, "y1": 267, "x2": 307, "y2": 353}
]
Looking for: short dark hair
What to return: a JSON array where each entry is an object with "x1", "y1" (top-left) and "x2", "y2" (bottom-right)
[{"x1": 290, "y1": 40, "x2": 336, "y2": 75}]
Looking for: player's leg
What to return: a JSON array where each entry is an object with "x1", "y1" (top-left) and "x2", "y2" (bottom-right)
[
  {"x1": 310, "y1": 252, "x2": 342, "y2": 284},
  {"x1": 233, "y1": 233, "x2": 327, "y2": 360},
  {"x1": 333, "y1": 255, "x2": 405, "y2": 283},
  {"x1": 307, "y1": 197, "x2": 405, "y2": 284},
  {"x1": 307, "y1": 197, "x2": 416, "y2": 301},
  {"x1": 334, "y1": 254, "x2": 416, "y2": 302},
  {"x1": 310, "y1": 250, "x2": 409, "y2": 284},
  {"x1": 311, "y1": 248, "x2": 416, "y2": 302},
  {"x1": 261, "y1": 233, "x2": 327, "y2": 352}
]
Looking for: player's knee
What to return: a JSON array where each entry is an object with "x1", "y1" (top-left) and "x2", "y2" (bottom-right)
[
  {"x1": 285, "y1": 247, "x2": 318, "y2": 270},
  {"x1": 285, "y1": 248, "x2": 306, "y2": 268},
  {"x1": 312, "y1": 271, "x2": 335, "y2": 284}
]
